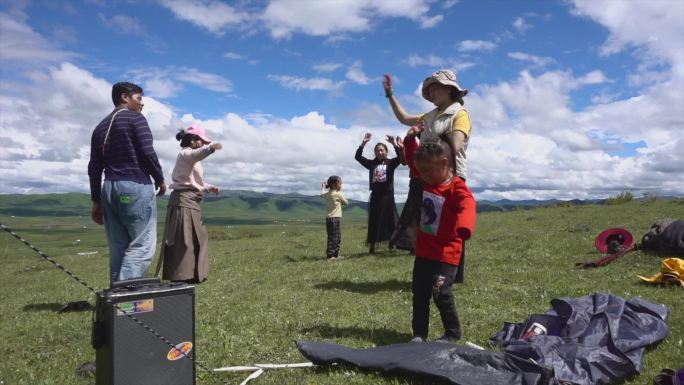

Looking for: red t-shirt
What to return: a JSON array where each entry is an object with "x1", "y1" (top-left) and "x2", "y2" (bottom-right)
[{"x1": 404, "y1": 136, "x2": 477, "y2": 266}]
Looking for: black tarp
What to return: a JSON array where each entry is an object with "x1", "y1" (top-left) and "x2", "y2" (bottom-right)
[
  {"x1": 296, "y1": 294, "x2": 668, "y2": 385},
  {"x1": 296, "y1": 340, "x2": 555, "y2": 385},
  {"x1": 490, "y1": 293, "x2": 670, "y2": 385}
]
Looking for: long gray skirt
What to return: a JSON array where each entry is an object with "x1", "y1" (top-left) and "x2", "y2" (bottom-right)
[{"x1": 158, "y1": 189, "x2": 209, "y2": 283}]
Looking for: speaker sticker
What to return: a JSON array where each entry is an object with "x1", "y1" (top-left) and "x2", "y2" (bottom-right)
[
  {"x1": 116, "y1": 299, "x2": 154, "y2": 316},
  {"x1": 167, "y1": 342, "x2": 193, "y2": 361}
]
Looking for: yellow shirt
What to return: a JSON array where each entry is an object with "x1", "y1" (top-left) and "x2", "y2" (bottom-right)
[
  {"x1": 321, "y1": 189, "x2": 348, "y2": 217},
  {"x1": 453, "y1": 109, "x2": 471, "y2": 137},
  {"x1": 418, "y1": 109, "x2": 471, "y2": 136}
]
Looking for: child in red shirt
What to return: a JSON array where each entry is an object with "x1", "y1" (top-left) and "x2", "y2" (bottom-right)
[{"x1": 400, "y1": 124, "x2": 476, "y2": 343}]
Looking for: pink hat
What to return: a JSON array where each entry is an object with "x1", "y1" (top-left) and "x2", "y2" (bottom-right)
[
  {"x1": 186, "y1": 124, "x2": 211, "y2": 143},
  {"x1": 594, "y1": 228, "x2": 633, "y2": 254},
  {"x1": 421, "y1": 69, "x2": 468, "y2": 101}
]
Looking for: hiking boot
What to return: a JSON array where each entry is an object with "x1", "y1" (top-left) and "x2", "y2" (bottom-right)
[{"x1": 409, "y1": 336, "x2": 425, "y2": 343}]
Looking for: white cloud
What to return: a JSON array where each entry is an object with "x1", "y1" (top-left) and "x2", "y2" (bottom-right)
[
  {"x1": 460, "y1": 61, "x2": 684, "y2": 199},
  {"x1": 345, "y1": 61, "x2": 372, "y2": 85},
  {"x1": 512, "y1": 16, "x2": 532, "y2": 33},
  {"x1": 98, "y1": 13, "x2": 146, "y2": 35},
  {"x1": 577, "y1": 70, "x2": 610, "y2": 85},
  {"x1": 223, "y1": 52, "x2": 244, "y2": 60},
  {"x1": 442, "y1": 0, "x2": 459, "y2": 9},
  {"x1": 419, "y1": 14, "x2": 443, "y2": 29},
  {"x1": 458, "y1": 39, "x2": 497, "y2": 52},
  {"x1": 0, "y1": 0, "x2": 681, "y2": 201},
  {"x1": 570, "y1": 0, "x2": 684, "y2": 63},
  {"x1": 453, "y1": 61, "x2": 476, "y2": 72},
  {"x1": 508, "y1": 51, "x2": 555, "y2": 67},
  {"x1": 175, "y1": 68, "x2": 233, "y2": 93},
  {"x1": 128, "y1": 67, "x2": 233, "y2": 98},
  {"x1": 159, "y1": 0, "x2": 250, "y2": 36},
  {"x1": 0, "y1": 12, "x2": 76, "y2": 64},
  {"x1": 406, "y1": 54, "x2": 446, "y2": 68},
  {"x1": 313, "y1": 62, "x2": 342, "y2": 72},
  {"x1": 267, "y1": 74, "x2": 345, "y2": 91},
  {"x1": 261, "y1": 0, "x2": 441, "y2": 38}
]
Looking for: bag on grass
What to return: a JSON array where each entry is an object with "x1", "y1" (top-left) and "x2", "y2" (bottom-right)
[{"x1": 640, "y1": 219, "x2": 684, "y2": 256}]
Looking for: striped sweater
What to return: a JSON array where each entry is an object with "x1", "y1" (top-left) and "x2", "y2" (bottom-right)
[{"x1": 88, "y1": 108, "x2": 164, "y2": 201}]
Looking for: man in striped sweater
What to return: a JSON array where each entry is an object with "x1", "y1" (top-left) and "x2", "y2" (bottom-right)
[{"x1": 88, "y1": 82, "x2": 166, "y2": 283}]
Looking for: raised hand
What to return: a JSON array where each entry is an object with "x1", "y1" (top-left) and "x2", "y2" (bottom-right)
[
  {"x1": 385, "y1": 134, "x2": 396, "y2": 146},
  {"x1": 211, "y1": 142, "x2": 223, "y2": 151},
  {"x1": 362, "y1": 132, "x2": 372, "y2": 145},
  {"x1": 406, "y1": 124, "x2": 424, "y2": 139},
  {"x1": 382, "y1": 74, "x2": 393, "y2": 95}
]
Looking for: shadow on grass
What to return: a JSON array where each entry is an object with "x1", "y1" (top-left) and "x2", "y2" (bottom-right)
[
  {"x1": 301, "y1": 324, "x2": 411, "y2": 346},
  {"x1": 284, "y1": 252, "x2": 370, "y2": 263},
  {"x1": 23, "y1": 301, "x2": 93, "y2": 313},
  {"x1": 314, "y1": 279, "x2": 410, "y2": 294}
]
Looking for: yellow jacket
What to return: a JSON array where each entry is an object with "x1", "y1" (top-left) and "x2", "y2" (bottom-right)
[{"x1": 638, "y1": 258, "x2": 684, "y2": 287}]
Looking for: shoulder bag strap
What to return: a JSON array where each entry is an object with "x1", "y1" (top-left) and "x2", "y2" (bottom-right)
[{"x1": 101, "y1": 108, "x2": 126, "y2": 156}]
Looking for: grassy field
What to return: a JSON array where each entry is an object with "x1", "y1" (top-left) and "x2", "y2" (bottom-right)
[{"x1": 0, "y1": 198, "x2": 683, "y2": 385}]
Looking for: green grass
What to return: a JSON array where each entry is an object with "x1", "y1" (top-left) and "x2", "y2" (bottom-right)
[{"x1": 1, "y1": 198, "x2": 683, "y2": 384}]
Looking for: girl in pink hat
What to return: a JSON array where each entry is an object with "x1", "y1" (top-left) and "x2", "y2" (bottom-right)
[{"x1": 157, "y1": 125, "x2": 222, "y2": 283}]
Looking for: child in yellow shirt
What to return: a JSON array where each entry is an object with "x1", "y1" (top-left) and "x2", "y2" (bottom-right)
[{"x1": 320, "y1": 176, "x2": 348, "y2": 260}]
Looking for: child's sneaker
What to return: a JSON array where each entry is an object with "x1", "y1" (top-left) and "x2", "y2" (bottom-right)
[{"x1": 409, "y1": 336, "x2": 425, "y2": 343}]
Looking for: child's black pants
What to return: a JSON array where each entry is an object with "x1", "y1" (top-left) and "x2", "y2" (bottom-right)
[
  {"x1": 325, "y1": 217, "x2": 341, "y2": 258},
  {"x1": 412, "y1": 257, "x2": 461, "y2": 339}
]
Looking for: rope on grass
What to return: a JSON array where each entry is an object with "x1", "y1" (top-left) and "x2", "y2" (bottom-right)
[{"x1": 214, "y1": 362, "x2": 316, "y2": 385}]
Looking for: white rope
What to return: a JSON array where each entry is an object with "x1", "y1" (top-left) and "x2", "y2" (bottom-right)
[
  {"x1": 238, "y1": 368, "x2": 263, "y2": 385},
  {"x1": 214, "y1": 362, "x2": 315, "y2": 372},
  {"x1": 214, "y1": 361, "x2": 316, "y2": 385}
]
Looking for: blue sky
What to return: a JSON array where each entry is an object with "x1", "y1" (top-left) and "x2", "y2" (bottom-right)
[{"x1": 0, "y1": 0, "x2": 682, "y2": 201}]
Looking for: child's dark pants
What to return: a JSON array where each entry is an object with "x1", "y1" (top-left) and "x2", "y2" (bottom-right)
[
  {"x1": 325, "y1": 217, "x2": 341, "y2": 258},
  {"x1": 412, "y1": 257, "x2": 461, "y2": 339}
]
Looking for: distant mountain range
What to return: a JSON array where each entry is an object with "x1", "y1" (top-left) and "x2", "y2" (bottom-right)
[{"x1": 0, "y1": 191, "x2": 608, "y2": 224}]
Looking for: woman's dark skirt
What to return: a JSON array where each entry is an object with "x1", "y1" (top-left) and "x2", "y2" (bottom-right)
[
  {"x1": 157, "y1": 189, "x2": 209, "y2": 283},
  {"x1": 367, "y1": 187, "x2": 398, "y2": 244},
  {"x1": 391, "y1": 178, "x2": 424, "y2": 251}
]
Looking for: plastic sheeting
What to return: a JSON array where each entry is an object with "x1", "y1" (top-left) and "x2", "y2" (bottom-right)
[
  {"x1": 297, "y1": 340, "x2": 555, "y2": 385},
  {"x1": 490, "y1": 293, "x2": 670, "y2": 385}
]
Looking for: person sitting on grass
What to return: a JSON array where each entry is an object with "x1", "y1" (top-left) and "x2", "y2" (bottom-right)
[
  {"x1": 400, "y1": 124, "x2": 476, "y2": 343},
  {"x1": 320, "y1": 176, "x2": 348, "y2": 261}
]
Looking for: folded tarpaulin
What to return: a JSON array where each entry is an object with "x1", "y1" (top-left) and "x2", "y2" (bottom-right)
[
  {"x1": 296, "y1": 340, "x2": 555, "y2": 385},
  {"x1": 490, "y1": 292, "x2": 669, "y2": 385}
]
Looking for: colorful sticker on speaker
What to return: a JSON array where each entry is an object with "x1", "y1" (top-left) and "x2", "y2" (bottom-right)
[
  {"x1": 116, "y1": 299, "x2": 154, "y2": 316},
  {"x1": 167, "y1": 341, "x2": 193, "y2": 361}
]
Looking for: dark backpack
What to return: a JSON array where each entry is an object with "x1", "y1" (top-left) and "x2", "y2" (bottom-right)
[{"x1": 641, "y1": 219, "x2": 684, "y2": 256}]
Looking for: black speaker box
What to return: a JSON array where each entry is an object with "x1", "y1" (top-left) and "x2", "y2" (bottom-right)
[{"x1": 93, "y1": 278, "x2": 195, "y2": 385}]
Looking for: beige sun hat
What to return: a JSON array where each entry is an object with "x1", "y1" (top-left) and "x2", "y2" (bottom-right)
[{"x1": 421, "y1": 69, "x2": 468, "y2": 101}]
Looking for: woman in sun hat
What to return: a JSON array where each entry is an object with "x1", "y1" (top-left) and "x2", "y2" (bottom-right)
[
  {"x1": 383, "y1": 70, "x2": 472, "y2": 271},
  {"x1": 157, "y1": 124, "x2": 223, "y2": 283}
]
